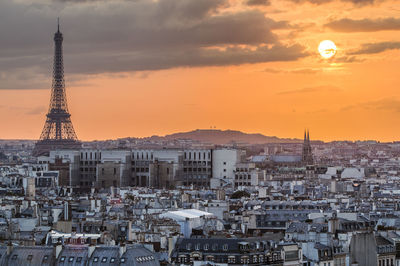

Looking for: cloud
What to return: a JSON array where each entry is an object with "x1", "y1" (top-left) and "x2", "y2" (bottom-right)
[
  {"x1": 329, "y1": 55, "x2": 364, "y2": 63},
  {"x1": 349, "y1": 41, "x2": 400, "y2": 55},
  {"x1": 247, "y1": 0, "x2": 271, "y2": 6},
  {"x1": 341, "y1": 98, "x2": 400, "y2": 113},
  {"x1": 26, "y1": 106, "x2": 47, "y2": 115},
  {"x1": 287, "y1": 0, "x2": 382, "y2": 5},
  {"x1": 264, "y1": 68, "x2": 320, "y2": 74},
  {"x1": 0, "y1": 0, "x2": 310, "y2": 89},
  {"x1": 68, "y1": 44, "x2": 308, "y2": 74},
  {"x1": 277, "y1": 85, "x2": 341, "y2": 95},
  {"x1": 325, "y1": 17, "x2": 400, "y2": 32}
]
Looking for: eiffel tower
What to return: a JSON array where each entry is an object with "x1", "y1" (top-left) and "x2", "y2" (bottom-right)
[{"x1": 33, "y1": 21, "x2": 81, "y2": 156}]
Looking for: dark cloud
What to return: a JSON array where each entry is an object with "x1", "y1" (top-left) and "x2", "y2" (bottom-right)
[
  {"x1": 0, "y1": 0, "x2": 309, "y2": 89},
  {"x1": 247, "y1": 0, "x2": 271, "y2": 6},
  {"x1": 349, "y1": 41, "x2": 400, "y2": 54},
  {"x1": 67, "y1": 44, "x2": 309, "y2": 74},
  {"x1": 325, "y1": 17, "x2": 400, "y2": 32}
]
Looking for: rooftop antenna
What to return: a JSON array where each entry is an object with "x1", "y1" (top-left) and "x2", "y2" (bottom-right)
[{"x1": 57, "y1": 17, "x2": 60, "y2": 32}]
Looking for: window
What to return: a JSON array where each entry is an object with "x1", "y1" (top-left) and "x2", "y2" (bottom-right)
[
  {"x1": 110, "y1": 258, "x2": 116, "y2": 263},
  {"x1": 27, "y1": 255, "x2": 33, "y2": 261},
  {"x1": 93, "y1": 257, "x2": 99, "y2": 262},
  {"x1": 187, "y1": 243, "x2": 192, "y2": 250},
  {"x1": 60, "y1": 256, "x2": 66, "y2": 262},
  {"x1": 204, "y1": 244, "x2": 209, "y2": 250},
  {"x1": 12, "y1": 255, "x2": 17, "y2": 260},
  {"x1": 68, "y1": 257, "x2": 74, "y2": 262},
  {"x1": 223, "y1": 244, "x2": 228, "y2": 251},
  {"x1": 195, "y1": 243, "x2": 200, "y2": 250},
  {"x1": 76, "y1": 257, "x2": 82, "y2": 262},
  {"x1": 101, "y1": 257, "x2": 107, "y2": 262},
  {"x1": 120, "y1": 258, "x2": 126, "y2": 263},
  {"x1": 43, "y1": 255, "x2": 48, "y2": 262}
]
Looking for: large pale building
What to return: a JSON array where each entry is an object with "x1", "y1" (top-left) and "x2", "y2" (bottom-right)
[{"x1": 43, "y1": 148, "x2": 246, "y2": 190}]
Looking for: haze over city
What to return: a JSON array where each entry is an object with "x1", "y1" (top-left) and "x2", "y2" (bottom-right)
[{"x1": 1, "y1": 0, "x2": 400, "y2": 141}]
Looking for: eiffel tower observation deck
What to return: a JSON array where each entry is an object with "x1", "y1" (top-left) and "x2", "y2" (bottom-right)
[{"x1": 33, "y1": 21, "x2": 81, "y2": 156}]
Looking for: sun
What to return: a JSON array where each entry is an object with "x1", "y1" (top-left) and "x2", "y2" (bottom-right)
[{"x1": 318, "y1": 40, "x2": 337, "y2": 59}]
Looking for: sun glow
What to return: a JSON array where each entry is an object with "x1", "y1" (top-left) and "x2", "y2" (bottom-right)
[{"x1": 318, "y1": 40, "x2": 337, "y2": 59}]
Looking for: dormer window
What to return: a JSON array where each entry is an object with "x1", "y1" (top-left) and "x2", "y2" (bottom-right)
[
  {"x1": 204, "y1": 244, "x2": 209, "y2": 251},
  {"x1": 195, "y1": 243, "x2": 200, "y2": 250},
  {"x1": 187, "y1": 243, "x2": 192, "y2": 250},
  {"x1": 223, "y1": 244, "x2": 228, "y2": 251}
]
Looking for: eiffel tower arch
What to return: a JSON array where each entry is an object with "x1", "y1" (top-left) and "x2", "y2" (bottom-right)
[{"x1": 33, "y1": 21, "x2": 81, "y2": 156}]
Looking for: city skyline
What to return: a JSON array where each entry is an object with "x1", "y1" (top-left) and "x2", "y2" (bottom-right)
[{"x1": 1, "y1": 0, "x2": 400, "y2": 142}]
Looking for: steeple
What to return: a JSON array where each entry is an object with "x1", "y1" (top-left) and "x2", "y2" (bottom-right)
[
  {"x1": 57, "y1": 17, "x2": 60, "y2": 33},
  {"x1": 302, "y1": 129, "x2": 313, "y2": 166}
]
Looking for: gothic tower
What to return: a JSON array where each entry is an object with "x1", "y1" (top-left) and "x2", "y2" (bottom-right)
[
  {"x1": 33, "y1": 21, "x2": 81, "y2": 156},
  {"x1": 302, "y1": 129, "x2": 313, "y2": 165}
]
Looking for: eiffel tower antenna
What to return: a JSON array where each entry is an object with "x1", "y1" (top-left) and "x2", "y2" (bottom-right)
[{"x1": 33, "y1": 20, "x2": 81, "y2": 156}]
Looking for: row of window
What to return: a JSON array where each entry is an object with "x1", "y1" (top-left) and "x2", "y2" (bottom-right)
[
  {"x1": 178, "y1": 254, "x2": 281, "y2": 264},
  {"x1": 60, "y1": 256, "x2": 126, "y2": 263},
  {"x1": 11, "y1": 254, "x2": 49, "y2": 261},
  {"x1": 184, "y1": 151, "x2": 211, "y2": 160},
  {"x1": 132, "y1": 152, "x2": 153, "y2": 160},
  {"x1": 183, "y1": 168, "x2": 211, "y2": 173},
  {"x1": 235, "y1": 174, "x2": 252, "y2": 180},
  {"x1": 235, "y1": 182, "x2": 251, "y2": 186},
  {"x1": 80, "y1": 152, "x2": 101, "y2": 160},
  {"x1": 183, "y1": 161, "x2": 211, "y2": 166},
  {"x1": 378, "y1": 258, "x2": 394, "y2": 266},
  {"x1": 187, "y1": 243, "x2": 229, "y2": 251},
  {"x1": 182, "y1": 182, "x2": 210, "y2": 186}
]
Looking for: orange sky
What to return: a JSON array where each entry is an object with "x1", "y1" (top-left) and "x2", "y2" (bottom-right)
[{"x1": 1, "y1": 0, "x2": 400, "y2": 142}]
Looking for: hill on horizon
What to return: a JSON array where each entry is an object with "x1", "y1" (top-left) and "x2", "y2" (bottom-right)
[{"x1": 147, "y1": 129, "x2": 302, "y2": 145}]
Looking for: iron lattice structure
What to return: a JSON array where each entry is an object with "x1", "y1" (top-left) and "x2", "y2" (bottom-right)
[{"x1": 33, "y1": 23, "x2": 81, "y2": 156}]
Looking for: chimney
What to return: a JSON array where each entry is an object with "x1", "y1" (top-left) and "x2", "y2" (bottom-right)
[
  {"x1": 128, "y1": 221, "x2": 133, "y2": 241},
  {"x1": 53, "y1": 241, "x2": 63, "y2": 259},
  {"x1": 6, "y1": 241, "x2": 13, "y2": 256},
  {"x1": 119, "y1": 243, "x2": 126, "y2": 257},
  {"x1": 88, "y1": 244, "x2": 96, "y2": 258}
]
